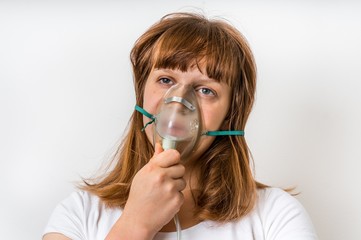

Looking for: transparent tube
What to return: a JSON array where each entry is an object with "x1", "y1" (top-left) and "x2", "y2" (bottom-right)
[{"x1": 173, "y1": 213, "x2": 182, "y2": 240}]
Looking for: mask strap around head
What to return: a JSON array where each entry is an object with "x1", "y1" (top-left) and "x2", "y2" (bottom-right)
[
  {"x1": 135, "y1": 105, "x2": 155, "y2": 131},
  {"x1": 204, "y1": 130, "x2": 245, "y2": 136}
]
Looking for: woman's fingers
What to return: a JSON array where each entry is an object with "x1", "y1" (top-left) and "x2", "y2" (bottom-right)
[
  {"x1": 173, "y1": 178, "x2": 187, "y2": 192},
  {"x1": 149, "y1": 149, "x2": 184, "y2": 179},
  {"x1": 151, "y1": 147, "x2": 181, "y2": 168},
  {"x1": 167, "y1": 163, "x2": 185, "y2": 180},
  {"x1": 154, "y1": 142, "x2": 163, "y2": 156}
]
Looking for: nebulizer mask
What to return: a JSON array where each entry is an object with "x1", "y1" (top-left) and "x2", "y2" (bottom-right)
[{"x1": 135, "y1": 83, "x2": 244, "y2": 240}]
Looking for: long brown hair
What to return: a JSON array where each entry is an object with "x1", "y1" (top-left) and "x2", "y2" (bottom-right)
[{"x1": 82, "y1": 12, "x2": 265, "y2": 222}]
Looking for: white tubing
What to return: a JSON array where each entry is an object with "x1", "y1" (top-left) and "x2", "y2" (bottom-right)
[{"x1": 174, "y1": 214, "x2": 181, "y2": 240}]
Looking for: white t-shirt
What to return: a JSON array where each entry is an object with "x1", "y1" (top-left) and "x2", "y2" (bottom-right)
[{"x1": 43, "y1": 188, "x2": 318, "y2": 240}]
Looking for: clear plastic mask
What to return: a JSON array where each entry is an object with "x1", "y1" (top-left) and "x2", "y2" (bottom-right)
[{"x1": 154, "y1": 84, "x2": 202, "y2": 159}]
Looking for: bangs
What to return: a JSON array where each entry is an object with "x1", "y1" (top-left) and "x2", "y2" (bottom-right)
[{"x1": 151, "y1": 16, "x2": 242, "y2": 86}]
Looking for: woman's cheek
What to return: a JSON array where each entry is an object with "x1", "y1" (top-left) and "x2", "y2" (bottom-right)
[{"x1": 202, "y1": 107, "x2": 221, "y2": 131}]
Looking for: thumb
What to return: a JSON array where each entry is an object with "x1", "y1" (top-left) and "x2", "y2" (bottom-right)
[{"x1": 154, "y1": 142, "x2": 164, "y2": 156}]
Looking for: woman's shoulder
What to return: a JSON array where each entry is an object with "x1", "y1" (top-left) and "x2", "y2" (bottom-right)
[
  {"x1": 253, "y1": 187, "x2": 318, "y2": 239},
  {"x1": 257, "y1": 187, "x2": 297, "y2": 204},
  {"x1": 62, "y1": 189, "x2": 101, "y2": 206},
  {"x1": 43, "y1": 190, "x2": 121, "y2": 239},
  {"x1": 51, "y1": 190, "x2": 102, "y2": 214},
  {"x1": 255, "y1": 187, "x2": 307, "y2": 219},
  {"x1": 57, "y1": 189, "x2": 121, "y2": 219}
]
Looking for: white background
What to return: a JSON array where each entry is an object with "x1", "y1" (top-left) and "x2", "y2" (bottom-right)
[{"x1": 1, "y1": 1, "x2": 361, "y2": 239}]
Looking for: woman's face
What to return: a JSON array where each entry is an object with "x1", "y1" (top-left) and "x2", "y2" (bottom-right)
[{"x1": 142, "y1": 65, "x2": 231, "y2": 161}]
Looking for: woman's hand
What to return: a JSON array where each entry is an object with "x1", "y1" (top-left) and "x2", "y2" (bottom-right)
[{"x1": 106, "y1": 143, "x2": 186, "y2": 240}]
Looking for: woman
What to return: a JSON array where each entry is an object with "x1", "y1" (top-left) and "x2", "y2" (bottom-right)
[{"x1": 43, "y1": 12, "x2": 318, "y2": 240}]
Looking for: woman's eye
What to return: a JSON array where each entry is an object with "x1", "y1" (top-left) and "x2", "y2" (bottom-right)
[
  {"x1": 159, "y1": 77, "x2": 173, "y2": 85},
  {"x1": 198, "y1": 88, "x2": 215, "y2": 96}
]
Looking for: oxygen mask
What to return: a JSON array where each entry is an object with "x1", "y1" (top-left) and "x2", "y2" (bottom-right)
[{"x1": 154, "y1": 84, "x2": 202, "y2": 158}]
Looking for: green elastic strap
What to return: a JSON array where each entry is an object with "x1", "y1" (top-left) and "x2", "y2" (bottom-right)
[
  {"x1": 135, "y1": 105, "x2": 155, "y2": 131},
  {"x1": 205, "y1": 130, "x2": 245, "y2": 136}
]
